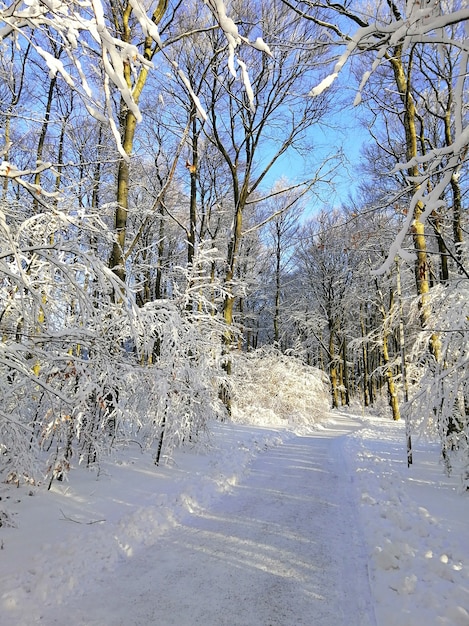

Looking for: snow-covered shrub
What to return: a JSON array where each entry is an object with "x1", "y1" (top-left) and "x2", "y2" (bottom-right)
[
  {"x1": 0, "y1": 207, "x2": 227, "y2": 485},
  {"x1": 404, "y1": 285, "x2": 469, "y2": 486},
  {"x1": 1, "y1": 294, "x2": 227, "y2": 483},
  {"x1": 121, "y1": 299, "x2": 226, "y2": 464},
  {"x1": 229, "y1": 346, "x2": 330, "y2": 429}
]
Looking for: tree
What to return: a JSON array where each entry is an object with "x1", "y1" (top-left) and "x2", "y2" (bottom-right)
[
  {"x1": 1, "y1": 0, "x2": 268, "y2": 480},
  {"x1": 294, "y1": 210, "x2": 356, "y2": 408},
  {"x1": 201, "y1": 0, "x2": 335, "y2": 350},
  {"x1": 282, "y1": 0, "x2": 469, "y2": 470},
  {"x1": 107, "y1": 0, "x2": 169, "y2": 284},
  {"x1": 259, "y1": 183, "x2": 304, "y2": 349}
]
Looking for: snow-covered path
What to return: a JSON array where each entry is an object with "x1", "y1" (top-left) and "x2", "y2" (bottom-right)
[
  {"x1": 39, "y1": 418, "x2": 376, "y2": 625},
  {"x1": 2, "y1": 413, "x2": 468, "y2": 625}
]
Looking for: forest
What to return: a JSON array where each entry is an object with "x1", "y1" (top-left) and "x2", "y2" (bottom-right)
[{"x1": 0, "y1": 0, "x2": 468, "y2": 487}]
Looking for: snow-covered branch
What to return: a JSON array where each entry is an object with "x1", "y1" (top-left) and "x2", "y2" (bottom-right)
[{"x1": 309, "y1": 1, "x2": 468, "y2": 269}]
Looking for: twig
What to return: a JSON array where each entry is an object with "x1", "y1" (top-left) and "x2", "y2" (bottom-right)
[{"x1": 59, "y1": 509, "x2": 105, "y2": 524}]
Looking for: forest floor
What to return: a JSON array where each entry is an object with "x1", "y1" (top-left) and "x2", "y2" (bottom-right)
[{"x1": 0, "y1": 411, "x2": 468, "y2": 625}]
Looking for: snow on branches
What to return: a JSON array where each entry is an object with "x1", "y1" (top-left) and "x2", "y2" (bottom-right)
[
  {"x1": 0, "y1": 0, "x2": 149, "y2": 158},
  {"x1": 0, "y1": 0, "x2": 272, "y2": 159},
  {"x1": 204, "y1": 0, "x2": 272, "y2": 111},
  {"x1": 310, "y1": 1, "x2": 468, "y2": 271},
  {"x1": 311, "y1": 3, "x2": 469, "y2": 99}
]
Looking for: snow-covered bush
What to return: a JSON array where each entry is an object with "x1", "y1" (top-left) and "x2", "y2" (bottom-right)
[
  {"x1": 404, "y1": 285, "x2": 469, "y2": 487},
  {"x1": 229, "y1": 346, "x2": 330, "y2": 429},
  {"x1": 0, "y1": 207, "x2": 227, "y2": 485},
  {"x1": 121, "y1": 299, "x2": 226, "y2": 464}
]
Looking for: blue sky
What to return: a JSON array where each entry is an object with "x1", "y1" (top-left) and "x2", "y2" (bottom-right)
[{"x1": 258, "y1": 101, "x2": 366, "y2": 217}]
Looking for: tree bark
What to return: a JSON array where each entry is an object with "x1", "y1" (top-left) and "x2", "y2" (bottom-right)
[
  {"x1": 108, "y1": 0, "x2": 167, "y2": 283},
  {"x1": 329, "y1": 321, "x2": 339, "y2": 409},
  {"x1": 390, "y1": 46, "x2": 440, "y2": 362},
  {"x1": 360, "y1": 307, "x2": 371, "y2": 407}
]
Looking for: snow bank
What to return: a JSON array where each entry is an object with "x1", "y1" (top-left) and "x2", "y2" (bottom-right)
[{"x1": 341, "y1": 412, "x2": 469, "y2": 626}]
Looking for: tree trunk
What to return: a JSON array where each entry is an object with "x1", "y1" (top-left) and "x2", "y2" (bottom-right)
[
  {"x1": 108, "y1": 106, "x2": 137, "y2": 283},
  {"x1": 329, "y1": 323, "x2": 339, "y2": 409},
  {"x1": 382, "y1": 328, "x2": 401, "y2": 421},
  {"x1": 390, "y1": 47, "x2": 440, "y2": 362},
  {"x1": 188, "y1": 107, "x2": 198, "y2": 270},
  {"x1": 108, "y1": 0, "x2": 167, "y2": 284},
  {"x1": 442, "y1": 62, "x2": 466, "y2": 270},
  {"x1": 341, "y1": 336, "x2": 350, "y2": 406},
  {"x1": 274, "y1": 223, "x2": 281, "y2": 345},
  {"x1": 33, "y1": 64, "x2": 59, "y2": 211},
  {"x1": 396, "y1": 259, "x2": 412, "y2": 462},
  {"x1": 360, "y1": 307, "x2": 371, "y2": 407},
  {"x1": 374, "y1": 273, "x2": 401, "y2": 421}
]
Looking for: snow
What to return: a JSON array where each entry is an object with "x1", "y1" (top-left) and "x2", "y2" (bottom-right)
[
  {"x1": 309, "y1": 72, "x2": 338, "y2": 97},
  {"x1": 0, "y1": 411, "x2": 468, "y2": 625},
  {"x1": 176, "y1": 67, "x2": 208, "y2": 121}
]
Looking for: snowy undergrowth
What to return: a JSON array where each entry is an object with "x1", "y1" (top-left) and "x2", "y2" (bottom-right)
[
  {"x1": 230, "y1": 348, "x2": 330, "y2": 430},
  {"x1": 341, "y1": 412, "x2": 469, "y2": 626}
]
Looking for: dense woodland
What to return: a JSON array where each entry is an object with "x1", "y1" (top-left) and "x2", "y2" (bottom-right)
[{"x1": 0, "y1": 0, "x2": 468, "y2": 486}]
